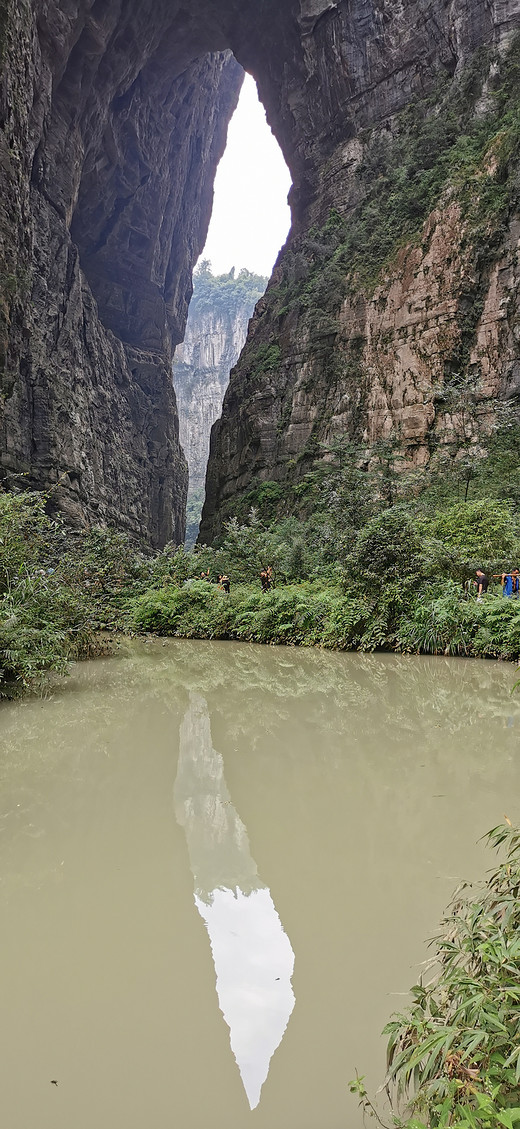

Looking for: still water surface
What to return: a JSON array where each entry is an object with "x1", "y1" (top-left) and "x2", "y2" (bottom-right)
[{"x1": 1, "y1": 640, "x2": 520, "y2": 1128}]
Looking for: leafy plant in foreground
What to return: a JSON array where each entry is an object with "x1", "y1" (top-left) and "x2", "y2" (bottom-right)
[{"x1": 350, "y1": 823, "x2": 520, "y2": 1128}]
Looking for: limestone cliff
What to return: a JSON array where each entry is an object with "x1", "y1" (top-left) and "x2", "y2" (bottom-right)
[
  {"x1": 174, "y1": 267, "x2": 266, "y2": 541},
  {"x1": 201, "y1": 8, "x2": 520, "y2": 540},
  {"x1": 1, "y1": 0, "x2": 519, "y2": 546},
  {"x1": 0, "y1": 1, "x2": 243, "y2": 545}
]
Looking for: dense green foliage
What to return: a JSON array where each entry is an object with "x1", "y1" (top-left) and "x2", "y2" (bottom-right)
[
  {"x1": 351, "y1": 824, "x2": 520, "y2": 1128},
  {"x1": 130, "y1": 424, "x2": 520, "y2": 655},
  {"x1": 189, "y1": 261, "x2": 267, "y2": 317},
  {"x1": 269, "y1": 34, "x2": 520, "y2": 322},
  {"x1": 131, "y1": 576, "x2": 520, "y2": 660},
  {"x1": 0, "y1": 491, "x2": 174, "y2": 694},
  {"x1": 3, "y1": 421, "x2": 520, "y2": 692}
]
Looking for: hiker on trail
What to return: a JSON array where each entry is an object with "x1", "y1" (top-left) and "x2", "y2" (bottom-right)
[
  {"x1": 475, "y1": 569, "x2": 488, "y2": 600},
  {"x1": 512, "y1": 568, "x2": 520, "y2": 597},
  {"x1": 260, "y1": 566, "x2": 270, "y2": 592},
  {"x1": 220, "y1": 574, "x2": 230, "y2": 594},
  {"x1": 267, "y1": 565, "x2": 275, "y2": 590}
]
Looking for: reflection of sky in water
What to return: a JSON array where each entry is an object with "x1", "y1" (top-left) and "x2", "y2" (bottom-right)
[
  {"x1": 175, "y1": 694, "x2": 295, "y2": 1109},
  {"x1": 195, "y1": 889, "x2": 294, "y2": 1109}
]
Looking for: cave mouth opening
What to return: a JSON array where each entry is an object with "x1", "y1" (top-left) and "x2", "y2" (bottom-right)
[{"x1": 174, "y1": 71, "x2": 292, "y2": 547}]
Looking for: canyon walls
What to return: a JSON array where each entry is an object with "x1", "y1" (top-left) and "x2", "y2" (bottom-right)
[
  {"x1": 0, "y1": 0, "x2": 519, "y2": 545},
  {"x1": 174, "y1": 266, "x2": 266, "y2": 543},
  {"x1": 200, "y1": 1, "x2": 520, "y2": 539},
  {"x1": 0, "y1": 0, "x2": 244, "y2": 544}
]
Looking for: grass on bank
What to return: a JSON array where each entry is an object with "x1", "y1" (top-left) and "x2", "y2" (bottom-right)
[
  {"x1": 351, "y1": 823, "x2": 520, "y2": 1129},
  {"x1": 2, "y1": 488, "x2": 520, "y2": 697},
  {"x1": 131, "y1": 577, "x2": 520, "y2": 661},
  {"x1": 3, "y1": 424, "x2": 520, "y2": 695}
]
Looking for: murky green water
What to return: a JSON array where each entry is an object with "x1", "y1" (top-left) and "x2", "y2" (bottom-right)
[{"x1": 1, "y1": 640, "x2": 519, "y2": 1128}]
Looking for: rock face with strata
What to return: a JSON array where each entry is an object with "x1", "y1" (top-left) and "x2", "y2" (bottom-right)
[
  {"x1": 200, "y1": 3, "x2": 520, "y2": 539},
  {"x1": 174, "y1": 271, "x2": 266, "y2": 491},
  {"x1": 0, "y1": 0, "x2": 519, "y2": 544},
  {"x1": 0, "y1": 1, "x2": 243, "y2": 544}
]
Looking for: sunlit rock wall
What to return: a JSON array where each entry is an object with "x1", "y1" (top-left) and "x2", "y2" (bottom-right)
[
  {"x1": 175, "y1": 304, "x2": 256, "y2": 494},
  {"x1": 200, "y1": 1, "x2": 520, "y2": 539}
]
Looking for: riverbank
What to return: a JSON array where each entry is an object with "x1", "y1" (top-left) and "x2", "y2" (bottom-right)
[
  {"x1": 2, "y1": 481, "x2": 520, "y2": 695},
  {"x1": 132, "y1": 578, "x2": 520, "y2": 662}
]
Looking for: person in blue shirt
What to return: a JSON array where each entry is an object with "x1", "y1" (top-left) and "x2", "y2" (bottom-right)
[{"x1": 499, "y1": 571, "x2": 514, "y2": 597}]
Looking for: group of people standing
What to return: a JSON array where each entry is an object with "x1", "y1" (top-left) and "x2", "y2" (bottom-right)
[
  {"x1": 199, "y1": 569, "x2": 230, "y2": 593},
  {"x1": 198, "y1": 566, "x2": 275, "y2": 594},
  {"x1": 475, "y1": 568, "x2": 520, "y2": 599}
]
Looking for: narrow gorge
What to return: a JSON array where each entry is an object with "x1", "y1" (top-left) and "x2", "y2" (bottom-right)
[
  {"x1": 174, "y1": 265, "x2": 266, "y2": 544},
  {"x1": 0, "y1": 0, "x2": 519, "y2": 545},
  {"x1": 3, "y1": 9, "x2": 520, "y2": 1123}
]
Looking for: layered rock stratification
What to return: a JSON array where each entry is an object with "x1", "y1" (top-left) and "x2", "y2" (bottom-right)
[
  {"x1": 175, "y1": 305, "x2": 252, "y2": 491},
  {"x1": 200, "y1": 1, "x2": 520, "y2": 539},
  {"x1": 1, "y1": 0, "x2": 519, "y2": 544},
  {"x1": 0, "y1": 1, "x2": 244, "y2": 543}
]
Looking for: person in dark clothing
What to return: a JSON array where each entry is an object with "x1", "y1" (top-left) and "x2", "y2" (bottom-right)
[
  {"x1": 260, "y1": 567, "x2": 270, "y2": 592},
  {"x1": 475, "y1": 569, "x2": 488, "y2": 600},
  {"x1": 221, "y1": 575, "x2": 230, "y2": 594}
]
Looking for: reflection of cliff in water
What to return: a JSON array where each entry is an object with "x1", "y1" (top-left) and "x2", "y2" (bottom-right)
[
  {"x1": 175, "y1": 693, "x2": 260, "y2": 900},
  {"x1": 174, "y1": 693, "x2": 295, "y2": 1110}
]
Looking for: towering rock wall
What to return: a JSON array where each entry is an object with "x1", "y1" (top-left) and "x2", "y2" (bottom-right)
[
  {"x1": 1, "y1": 0, "x2": 519, "y2": 545},
  {"x1": 175, "y1": 277, "x2": 266, "y2": 493},
  {"x1": 174, "y1": 267, "x2": 267, "y2": 541},
  {"x1": 200, "y1": 1, "x2": 520, "y2": 539},
  {"x1": 0, "y1": 1, "x2": 243, "y2": 545},
  {"x1": 175, "y1": 304, "x2": 251, "y2": 489}
]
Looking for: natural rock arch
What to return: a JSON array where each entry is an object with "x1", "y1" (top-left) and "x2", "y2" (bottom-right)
[{"x1": 0, "y1": 0, "x2": 517, "y2": 544}]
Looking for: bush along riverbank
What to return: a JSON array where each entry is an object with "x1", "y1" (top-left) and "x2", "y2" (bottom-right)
[
  {"x1": 3, "y1": 427, "x2": 520, "y2": 694},
  {"x1": 350, "y1": 823, "x2": 520, "y2": 1129},
  {"x1": 132, "y1": 456, "x2": 520, "y2": 660},
  {"x1": 132, "y1": 575, "x2": 520, "y2": 660},
  {"x1": 0, "y1": 489, "x2": 162, "y2": 694}
]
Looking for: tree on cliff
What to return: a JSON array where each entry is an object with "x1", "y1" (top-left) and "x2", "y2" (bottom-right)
[{"x1": 190, "y1": 261, "x2": 267, "y2": 317}]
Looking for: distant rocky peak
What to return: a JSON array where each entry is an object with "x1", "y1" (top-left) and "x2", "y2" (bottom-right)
[{"x1": 174, "y1": 266, "x2": 267, "y2": 542}]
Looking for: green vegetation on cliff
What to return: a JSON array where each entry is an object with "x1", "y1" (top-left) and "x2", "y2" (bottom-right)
[
  {"x1": 189, "y1": 261, "x2": 267, "y2": 317},
  {"x1": 271, "y1": 34, "x2": 520, "y2": 318},
  {"x1": 351, "y1": 823, "x2": 520, "y2": 1128},
  {"x1": 224, "y1": 34, "x2": 520, "y2": 498}
]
